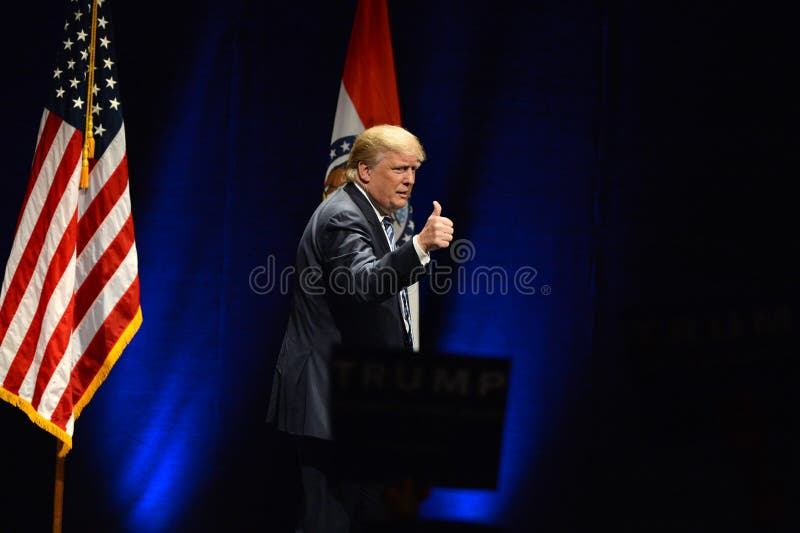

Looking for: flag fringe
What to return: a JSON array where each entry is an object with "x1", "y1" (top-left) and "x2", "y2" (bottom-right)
[
  {"x1": 0, "y1": 306, "x2": 142, "y2": 457},
  {"x1": 0, "y1": 387, "x2": 72, "y2": 453},
  {"x1": 73, "y1": 306, "x2": 143, "y2": 423}
]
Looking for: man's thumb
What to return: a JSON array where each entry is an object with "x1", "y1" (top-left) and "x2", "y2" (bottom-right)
[{"x1": 431, "y1": 200, "x2": 442, "y2": 217}]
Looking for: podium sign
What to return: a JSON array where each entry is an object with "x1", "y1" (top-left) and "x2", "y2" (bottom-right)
[{"x1": 331, "y1": 346, "x2": 510, "y2": 489}]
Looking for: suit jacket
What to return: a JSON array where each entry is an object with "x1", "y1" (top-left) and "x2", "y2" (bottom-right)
[{"x1": 267, "y1": 182, "x2": 425, "y2": 441}]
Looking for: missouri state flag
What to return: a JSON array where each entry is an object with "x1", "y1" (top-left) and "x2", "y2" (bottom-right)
[
  {"x1": 324, "y1": 0, "x2": 420, "y2": 350},
  {"x1": 0, "y1": 0, "x2": 141, "y2": 456}
]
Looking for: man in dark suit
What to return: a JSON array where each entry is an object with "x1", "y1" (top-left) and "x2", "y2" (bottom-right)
[{"x1": 267, "y1": 124, "x2": 454, "y2": 532}]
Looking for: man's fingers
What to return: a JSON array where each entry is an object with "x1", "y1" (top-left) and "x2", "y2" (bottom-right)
[{"x1": 420, "y1": 202, "x2": 454, "y2": 252}]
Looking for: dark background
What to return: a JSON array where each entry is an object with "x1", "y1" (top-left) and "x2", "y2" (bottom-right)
[{"x1": 1, "y1": 1, "x2": 796, "y2": 532}]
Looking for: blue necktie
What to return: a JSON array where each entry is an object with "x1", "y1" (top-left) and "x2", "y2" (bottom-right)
[{"x1": 382, "y1": 216, "x2": 414, "y2": 348}]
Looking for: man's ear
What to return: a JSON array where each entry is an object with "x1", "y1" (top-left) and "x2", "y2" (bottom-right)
[{"x1": 357, "y1": 161, "x2": 371, "y2": 183}]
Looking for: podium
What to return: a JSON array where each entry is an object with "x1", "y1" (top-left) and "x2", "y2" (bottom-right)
[{"x1": 330, "y1": 345, "x2": 510, "y2": 489}]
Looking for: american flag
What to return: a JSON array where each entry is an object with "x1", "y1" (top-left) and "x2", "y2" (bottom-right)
[{"x1": 0, "y1": 0, "x2": 141, "y2": 456}]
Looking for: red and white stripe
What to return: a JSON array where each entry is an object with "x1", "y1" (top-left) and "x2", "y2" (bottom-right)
[{"x1": 0, "y1": 109, "x2": 141, "y2": 455}]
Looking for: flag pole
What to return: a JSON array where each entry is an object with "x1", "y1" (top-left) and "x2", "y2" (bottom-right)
[{"x1": 53, "y1": 439, "x2": 65, "y2": 533}]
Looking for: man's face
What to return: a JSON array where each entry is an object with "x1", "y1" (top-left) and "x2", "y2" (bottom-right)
[{"x1": 359, "y1": 150, "x2": 419, "y2": 215}]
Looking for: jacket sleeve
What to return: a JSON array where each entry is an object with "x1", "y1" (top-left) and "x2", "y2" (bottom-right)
[{"x1": 318, "y1": 208, "x2": 425, "y2": 304}]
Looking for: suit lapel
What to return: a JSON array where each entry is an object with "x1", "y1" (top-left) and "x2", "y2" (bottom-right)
[
  {"x1": 343, "y1": 182, "x2": 391, "y2": 257},
  {"x1": 342, "y1": 183, "x2": 409, "y2": 350}
]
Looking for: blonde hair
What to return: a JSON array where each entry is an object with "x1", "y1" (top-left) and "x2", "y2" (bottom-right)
[{"x1": 344, "y1": 124, "x2": 426, "y2": 182}]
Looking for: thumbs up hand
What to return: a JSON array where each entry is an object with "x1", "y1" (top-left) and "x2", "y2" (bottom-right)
[{"x1": 417, "y1": 201, "x2": 454, "y2": 253}]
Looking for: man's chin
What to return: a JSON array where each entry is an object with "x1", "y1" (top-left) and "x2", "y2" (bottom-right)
[{"x1": 393, "y1": 198, "x2": 409, "y2": 210}]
